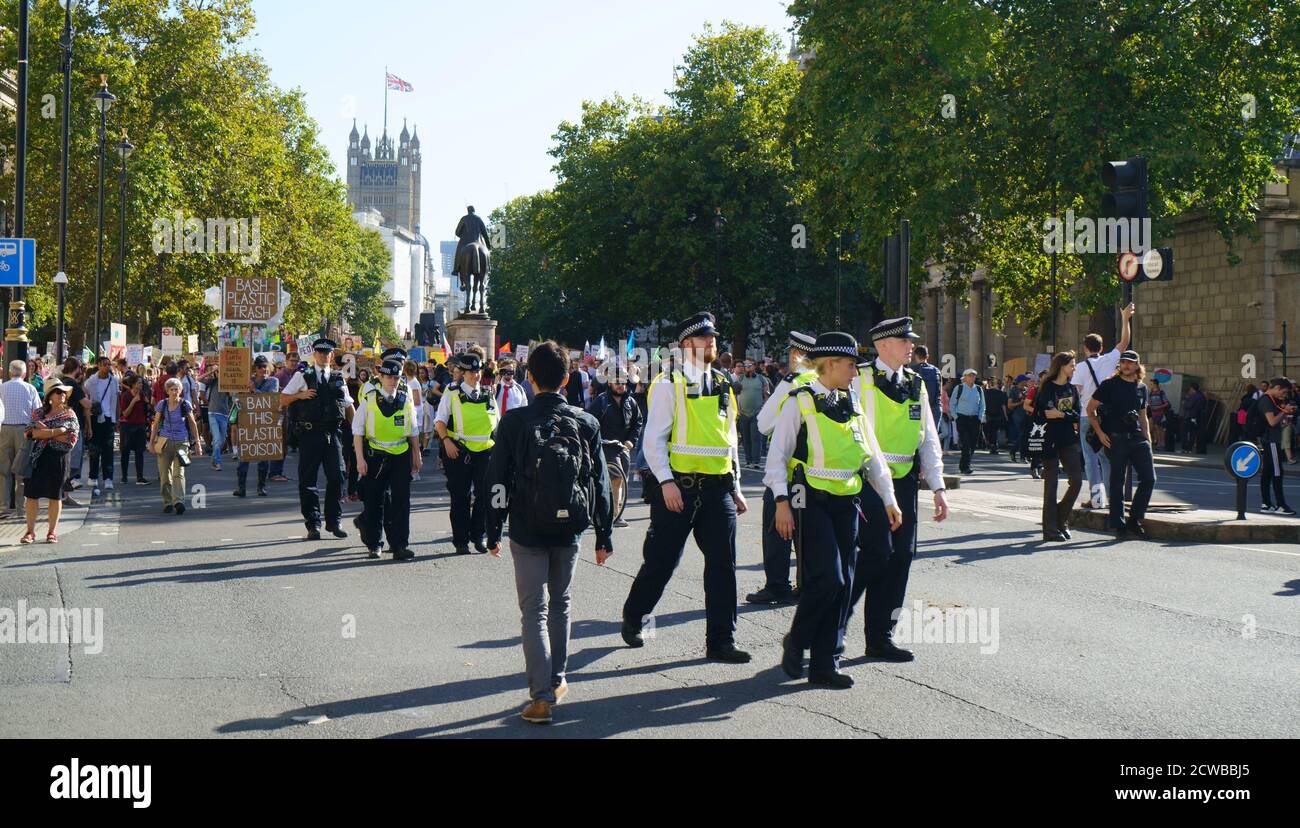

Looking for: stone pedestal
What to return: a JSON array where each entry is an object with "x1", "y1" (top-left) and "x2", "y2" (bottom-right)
[{"x1": 446, "y1": 314, "x2": 497, "y2": 359}]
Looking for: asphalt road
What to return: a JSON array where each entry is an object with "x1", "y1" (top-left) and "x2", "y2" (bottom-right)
[{"x1": 0, "y1": 448, "x2": 1296, "y2": 738}]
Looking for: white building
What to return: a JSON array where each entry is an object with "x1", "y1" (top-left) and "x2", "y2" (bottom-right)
[{"x1": 352, "y1": 207, "x2": 431, "y2": 339}]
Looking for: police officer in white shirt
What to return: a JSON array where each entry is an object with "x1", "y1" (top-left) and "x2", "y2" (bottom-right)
[{"x1": 281, "y1": 338, "x2": 354, "y2": 540}]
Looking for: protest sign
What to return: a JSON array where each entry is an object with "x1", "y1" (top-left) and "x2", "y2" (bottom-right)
[
  {"x1": 219, "y1": 347, "x2": 252, "y2": 393},
  {"x1": 234, "y1": 392, "x2": 283, "y2": 461},
  {"x1": 222, "y1": 277, "x2": 280, "y2": 323}
]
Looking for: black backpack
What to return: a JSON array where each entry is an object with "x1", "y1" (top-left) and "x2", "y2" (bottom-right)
[
  {"x1": 520, "y1": 408, "x2": 593, "y2": 534},
  {"x1": 1243, "y1": 397, "x2": 1268, "y2": 440}
]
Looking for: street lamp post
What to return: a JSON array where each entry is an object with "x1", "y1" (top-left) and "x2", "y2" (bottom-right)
[
  {"x1": 118, "y1": 132, "x2": 133, "y2": 325},
  {"x1": 56, "y1": 0, "x2": 78, "y2": 365},
  {"x1": 93, "y1": 76, "x2": 116, "y2": 359},
  {"x1": 5, "y1": 0, "x2": 31, "y2": 364},
  {"x1": 712, "y1": 206, "x2": 725, "y2": 311}
]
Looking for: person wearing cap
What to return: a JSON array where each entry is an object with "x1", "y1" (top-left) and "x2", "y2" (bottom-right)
[
  {"x1": 767, "y1": 332, "x2": 901, "y2": 687},
  {"x1": 281, "y1": 338, "x2": 353, "y2": 541},
  {"x1": 746, "y1": 330, "x2": 817, "y2": 605},
  {"x1": 621, "y1": 311, "x2": 751, "y2": 664},
  {"x1": 434, "y1": 350, "x2": 498, "y2": 554},
  {"x1": 1073, "y1": 304, "x2": 1135, "y2": 508},
  {"x1": 20, "y1": 381, "x2": 81, "y2": 544},
  {"x1": 232, "y1": 355, "x2": 280, "y2": 498},
  {"x1": 355, "y1": 347, "x2": 411, "y2": 531},
  {"x1": 353, "y1": 358, "x2": 421, "y2": 560},
  {"x1": 845, "y1": 317, "x2": 948, "y2": 662},
  {"x1": 1086, "y1": 350, "x2": 1156, "y2": 539},
  {"x1": 952, "y1": 368, "x2": 986, "y2": 475}
]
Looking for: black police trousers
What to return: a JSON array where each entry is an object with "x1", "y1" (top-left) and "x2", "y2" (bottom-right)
[
  {"x1": 789, "y1": 491, "x2": 858, "y2": 673},
  {"x1": 444, "y1": 447, "x2": 490, "y2": 546},
  {"x1": 846, "y1": 473, "x2": 918, "y2": 647},
  {"x1": 761, "y1": 487, "x2": 797, "y2": 592},
  {"x1": 623, "y1": 480, "x2": 738, "y2": 650},
  {"x1": 297, "y1": 429, "x2": 343, "y2": 530},
  {"x1": 359, "y1": 445, "x2": 411, "y2": 552}
]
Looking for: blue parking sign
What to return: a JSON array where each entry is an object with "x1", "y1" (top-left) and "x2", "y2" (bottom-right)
[{"x1": 0, "y1": 239, "x2": 37, "y2": 287}]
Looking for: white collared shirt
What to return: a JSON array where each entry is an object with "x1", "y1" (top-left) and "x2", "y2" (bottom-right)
[
  {"x1": 763, "y1": 379, "x2": 896, "y2": 506},
  {"x1": 642, "y1": 359, "x2": 737, "y2": 491},
  {"x1": 281, "y1": 362, "x2": 353, "y2": 405}
]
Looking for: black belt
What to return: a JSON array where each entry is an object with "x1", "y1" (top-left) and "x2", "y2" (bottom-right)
[{"x1": 671, "y1": 472, "x2": 734, "y2": 491}]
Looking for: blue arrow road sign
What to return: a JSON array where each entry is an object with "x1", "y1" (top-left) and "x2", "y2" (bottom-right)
[
  {"x1": 0, "y1": 239, "x2": 37, "y2": 287},
  {"x1": 1227, "y1": 442, "x2": 1261, "y2": 480}
]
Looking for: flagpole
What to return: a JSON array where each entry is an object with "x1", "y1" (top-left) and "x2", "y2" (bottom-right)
[{"x1": 383, "y1": 66, "x2": 389, "y2": 143}]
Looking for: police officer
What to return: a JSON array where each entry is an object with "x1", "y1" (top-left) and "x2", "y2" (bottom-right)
[
  {"x1": 434, "y1": 351, "x2": 497, "y2": 554},
  {"x1": 767, "y1": 332, "x2": 901, "y2": 687},
  {"x1": 621, "y1": 311, "x2": 751, "y2": 663},
  {"x1": 353, "y1": 347, "x2": 410, "y2": 537},
  {"x1": 746, "y1": 330, "x2": 818, "y2": 605},
  {"x1": 846, "y1": 317, "x2": 948, "y2": 661},
  {"x1": 281, "y1": 338, "x2": 353, "y2": 540},
  {"x1": 353, "y1": 358, "x2": 421, "y2": 560}
]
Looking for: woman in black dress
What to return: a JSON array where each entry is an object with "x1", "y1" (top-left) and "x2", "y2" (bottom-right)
[{"x1": 22, "y1": 382, "x2": 81, "y2": 544}]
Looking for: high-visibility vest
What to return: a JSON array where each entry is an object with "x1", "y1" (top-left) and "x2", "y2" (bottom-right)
[
  {"x1": 856, "y1": 367, "x2": 923, "y2": 478},
  {"x1": 449, "y1": 388, "x2": 497, "y2": 452},
  {"x1": 787, "y1": 388, "x2": 870, "y2": 496},
  {"x1": 776, "y1": 369, "x2": 819, "y2": 414},
  {"x1": 664, "y1": 370, "x2": 736, "y2": 475},
  {"x1": 365, "y1": 393, "x2": 412, "y2": 455}
]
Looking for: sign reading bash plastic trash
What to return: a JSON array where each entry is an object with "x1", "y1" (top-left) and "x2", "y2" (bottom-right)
[
  {"x1": 222, "y1": 277, "x2": 279, "y2": 323},
  {"x1": 235, "y1": 392, "x2": 283, "y2": 461}
]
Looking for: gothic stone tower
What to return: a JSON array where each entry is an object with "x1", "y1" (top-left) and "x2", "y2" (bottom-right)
[{"x1": 347, "y1": 118, "x2": 422, "y2": 231}]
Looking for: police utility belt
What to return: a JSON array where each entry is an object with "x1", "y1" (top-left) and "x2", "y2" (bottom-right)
[{"x1": 667, "y1": 471, "x2": 735, "y2": 492}]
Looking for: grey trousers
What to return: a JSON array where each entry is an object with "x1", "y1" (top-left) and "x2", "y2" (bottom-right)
[
  {"x1": 511, "y1": 541, "x2": 580, "y2": 703},
  {"x1": 0, "y1": 423, "x2": 28, "y2": 509}
]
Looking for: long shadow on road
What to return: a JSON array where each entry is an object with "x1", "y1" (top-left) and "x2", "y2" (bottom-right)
[{"x1": 218, "y1": 658, "x2": 813, "y2": 739}]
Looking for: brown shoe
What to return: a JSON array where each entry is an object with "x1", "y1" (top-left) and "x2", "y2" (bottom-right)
[
  {"x1": 553, "y1": 679, "x2": 568, "y2": 705},
  {"x1": 521, "y1": 700, "x2": 552, "y2": 724}
]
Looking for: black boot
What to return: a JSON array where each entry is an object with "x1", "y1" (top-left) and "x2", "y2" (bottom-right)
[
  {"x1": 257, "y1": 474, "x2": 268, "y2": 497},
  {"x1": 234, "y1": 474, "x2": 248, "y2": 498}
]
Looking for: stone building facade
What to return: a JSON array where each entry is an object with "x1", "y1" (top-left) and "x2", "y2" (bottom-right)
[
  {"x1": 345, "y1": 119, "x2": 421, "y2": 232},
  {"x1": 917, "y1": 164, "x2": 1300, "y2": 419}
]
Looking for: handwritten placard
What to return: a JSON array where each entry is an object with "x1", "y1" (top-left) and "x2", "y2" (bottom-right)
[
  {"x1": 234, "y1": 392, "x2": 283, "y2": 461},
  {"x1": 222, "y1": 277, "x2": 280, "y2": 323},
  {"x1": 218, "y1": 347, "x2": 252, "y2": 393}
]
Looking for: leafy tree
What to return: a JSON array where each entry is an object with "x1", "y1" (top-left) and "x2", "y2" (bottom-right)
[
  {"x1": 0, "y1": 0, "x2": 391, "y2": 351},
  {"x1": 788, "y1": 0, "x2": 1300, "y2": 333}
]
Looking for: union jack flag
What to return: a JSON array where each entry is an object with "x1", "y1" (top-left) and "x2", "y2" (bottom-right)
[{"x1": 386, "y1": 72, "x2": 413, "y2": 92}]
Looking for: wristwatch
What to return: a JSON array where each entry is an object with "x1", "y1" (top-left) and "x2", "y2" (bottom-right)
[{"x1": 774, "y1": 494, "x2": 790, "y2": 504}]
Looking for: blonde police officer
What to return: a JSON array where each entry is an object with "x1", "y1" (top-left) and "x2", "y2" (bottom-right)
[
  {"x1": 621, "y1": 311, "x2": 751, "y2": 663},
  {"x1": 434, "y1": 351, "x2": 498, "y2": 554},
  {"x1": 746, "y1": 330, "x2": 817, "y2": 605},
  {"x1": 766, "y1": 332, "x2": 901, "y2": 687},
  {"x1": 845, "y1": 317, "x2": 948, "y2": 662},
  {"x1": 353, "y1": 358, "x2": 421, "y2": 560}
]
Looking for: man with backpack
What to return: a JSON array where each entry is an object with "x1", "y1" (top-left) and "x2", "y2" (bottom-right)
[{"x1": 485, "y1": 341, "x2": 613, "y2": 725}]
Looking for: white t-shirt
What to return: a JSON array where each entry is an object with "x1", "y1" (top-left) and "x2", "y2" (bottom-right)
[{"x1": 1073, "y1": 348, "x2": 1121, "y2": 410}]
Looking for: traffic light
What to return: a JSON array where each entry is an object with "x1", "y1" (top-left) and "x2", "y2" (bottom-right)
[{"x1": 1102, "y1": 156, "x2": 1148, "y2": 220}]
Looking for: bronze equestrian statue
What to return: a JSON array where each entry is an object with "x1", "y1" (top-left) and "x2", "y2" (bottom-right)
[{"x1": 454, "y1": 206, "x2": 491, "y2": 315}]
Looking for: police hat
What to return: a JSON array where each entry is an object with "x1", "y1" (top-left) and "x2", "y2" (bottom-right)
[
  {"x1": 378, "y1": 358, "x2": 403, "y2": 377},
  {"x1": 869, "y1": 317, "x2": 921, "y2": 343},
  {"x1": 805, "y1": 331, "x2": 862, "y2": 361},
  {"x1": 457, "y1": 352, "x2": 483, "y2": 372},
  {"x1": 381, "y1": 347, "x2": 407, "y2": 363},
  {"x1": 676, "y1": 311, "x2": 719, "y2": 342},
  {"x1": 312, "y1": 338, "x2": 337, "y2": 353},
  {"x1": 788, "y1": 330, "x2": 817, "y2": 352}
]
